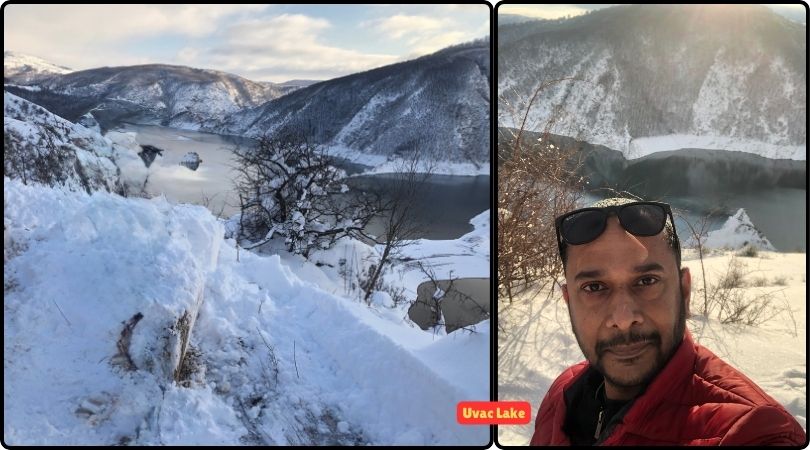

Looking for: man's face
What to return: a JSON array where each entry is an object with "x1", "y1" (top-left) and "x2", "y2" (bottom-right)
[{"x1": 561, "y1": 216, "x2": 691, "y2": 400}]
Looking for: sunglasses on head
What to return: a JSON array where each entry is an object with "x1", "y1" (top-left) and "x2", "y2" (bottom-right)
[{"x1": 555, "y1": 201, "x2": 679, "y2": 257}]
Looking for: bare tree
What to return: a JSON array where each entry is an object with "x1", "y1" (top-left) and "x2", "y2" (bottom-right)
[
  {"x1": 360, "y1": 152, "x2": 434, "y2": 305},
  {"x1": 232, "y1": 131, "x2": 377, "y2": 258},
  {"x1": 497, "y1": 79, "x2": 586, "y2": 302},
  {"x1": 677, "y1": 209, "x2": 716, "y2": 317}
]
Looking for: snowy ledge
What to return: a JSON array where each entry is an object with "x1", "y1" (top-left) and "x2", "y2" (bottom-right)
[{"x1": 627, "y1": 134, "x2": 806, "y2": 161}]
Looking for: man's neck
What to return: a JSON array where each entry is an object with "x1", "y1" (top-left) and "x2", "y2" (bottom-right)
[{"x1": 604, "y1": 381, "x2": 643, "y2": 401}]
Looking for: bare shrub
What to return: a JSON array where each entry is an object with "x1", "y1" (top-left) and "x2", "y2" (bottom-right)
[
  {"x1": 737, "y1": 244, "x2": 759, "y2": 258},
  {"x1": 701, "y1": 254, "x2": 794, "y2": 327},
  {"x1": 749, "y1": 276, "x2": 770, "y2": 287},
  {"x1": 717, "y1": 257, "x2": 746, "y2": 289},
  {"x1": 497, "y1": 79, "x2": 585, "y2": 302}
]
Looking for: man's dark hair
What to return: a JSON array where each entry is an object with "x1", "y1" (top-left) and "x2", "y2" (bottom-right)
[{"x1": 559, "y1": 197, "x2": 681, "y2": 270}]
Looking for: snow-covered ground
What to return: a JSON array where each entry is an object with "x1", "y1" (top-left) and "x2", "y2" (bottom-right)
[
  {"x1": 497, "y1": 249, "x2": 806, "y2": 445},
  {"x1": 4, "y1": 178, "x2": 490, "y2": 445}
]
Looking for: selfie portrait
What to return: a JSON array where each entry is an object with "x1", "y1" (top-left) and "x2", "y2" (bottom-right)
[
  {"x1": 496, "y1": 3, "x2": 806, "y2": 446},
  {"x1": 3, "y1": 3, "x2": 492, "y2": 445}
]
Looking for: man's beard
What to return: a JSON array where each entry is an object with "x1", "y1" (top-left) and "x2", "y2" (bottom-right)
[{"x1": 569, "y1": 284, "x2": 687, "y2": 392}]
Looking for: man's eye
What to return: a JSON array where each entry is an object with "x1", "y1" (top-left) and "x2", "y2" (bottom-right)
[
  {"x1": 582, "y1": 283, "x2": 606, "y2": 293},
  {"x1": 637, "y1": 276, "x2": 659, "y2": 286}
]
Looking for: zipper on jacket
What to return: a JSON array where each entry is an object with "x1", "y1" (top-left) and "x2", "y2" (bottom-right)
[{"x1": 594, "y1": 408, "x2": 605, "y2": 440}]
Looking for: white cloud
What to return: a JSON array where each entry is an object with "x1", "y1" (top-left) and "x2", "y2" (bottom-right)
[
  {"x1": 187, "y1": 14, "x2": 400, "y2": 82},
  {"x1": 3, "y1": 4, "x2": 270, "y2": 70},
  {"x1": 3, "y1": 5, "x2": 488, "y2": 83},
  {"x1": 372, "y1": 14, "x2": 450, "y2": 39},
  {"x1": 498, "y1": 4, "x2": 590, "y2": 20},
  {"x1": 5, "y1": 4, "x2": 269, "y2": 41},
  {"x1": 367, "y1": 14, "x2": 485, "y2": 57}
]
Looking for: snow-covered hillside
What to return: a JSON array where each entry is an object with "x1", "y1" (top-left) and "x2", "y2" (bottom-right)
[
  {"x1": 215, "y1": 40, "x2": 491, "y2": 168},
  {"x1": 3, "y1": 178, "x2": 489, "y2": 445},
  {"x1": 703, "y1": 209, "x2": 776, "y2": 251},
  {"x1": 7, "y1": 64, "x2": 291, "y2": 131},
  {"x1": 3, "y1": 91, "x2": 144, "y2": 194},
  {"x1": 4, "y1": 51, "x2": 72, "y2": 84},
  {"x1": 6, "y1": 41, "x2": 491, "y2": 172},
  {"x1": 498, "y1": 4, "x2": 806, "y2": 160}
]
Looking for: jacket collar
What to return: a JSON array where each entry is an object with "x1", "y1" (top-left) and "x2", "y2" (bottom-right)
[
  {"x1": 607, "y1": 329, "x2": 697, "y2": 440},
  {"x1": 561, "y1": 330, "x2": 697, "y2": 444}
]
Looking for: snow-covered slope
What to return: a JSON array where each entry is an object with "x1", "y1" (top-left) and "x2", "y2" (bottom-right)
[
  {"x1": 215, "y1": 40, "x2": 491, "y2": 168},
  {"x1": 4, "y1": 91, "x2": 127, "y2": 194},
  {"x1": 498, "y1": 4, "x2": 806, "y2": 160},
  {"x1": 704, "y1": 208, "x2": 776, "y2": 251},
  {"x1": 3, "y1": 178, "x2": 489, "y2": 445},
  {"x1": 10, "y1": 64, "x2": 291, "y2": 131},
  {"x1": 4, "y1": 51, "x2": 72, "y2": 84}
]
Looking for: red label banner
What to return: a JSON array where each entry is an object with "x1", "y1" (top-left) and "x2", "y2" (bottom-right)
[{"x1": 456, "y1": 401, "x2": 532, "y2": 425}]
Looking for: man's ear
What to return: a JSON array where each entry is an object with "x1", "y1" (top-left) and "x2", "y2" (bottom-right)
[
  {"x1": 680, "y1": 267, "x2": 691, "y2": 317},
  {"x1": 561, "y1": 282, "x2": 570, "y2": 304}
]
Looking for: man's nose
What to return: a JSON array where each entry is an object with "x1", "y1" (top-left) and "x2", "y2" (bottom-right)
[{"x1": 607, "y1": 288, "x2": 643, "y2": 330}]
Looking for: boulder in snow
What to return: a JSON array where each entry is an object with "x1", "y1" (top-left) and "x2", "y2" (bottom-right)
[
  {"x1": 138, "y1": 144, "x2": 164, "y2": 168},
  {"x1": 180, "y1": 152, "x2": 202, "y2": 171}
]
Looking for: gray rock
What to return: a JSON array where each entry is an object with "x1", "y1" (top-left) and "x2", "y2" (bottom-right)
[{"x1": 179, "y1": 152, "x2": 202, "y2": 171}]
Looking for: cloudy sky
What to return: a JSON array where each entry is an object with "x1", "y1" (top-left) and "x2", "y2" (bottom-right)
[
  {"x1": 4, "y1": 4, "x2": 489, "y2": 83},
  {"x1": 498, "y1": 3, "x2": 807, "y2": 23}
]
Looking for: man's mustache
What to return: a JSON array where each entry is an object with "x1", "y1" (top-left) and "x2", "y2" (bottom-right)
[{"x1": 596, "y1": 331, "x2": 661, "y2": 357}]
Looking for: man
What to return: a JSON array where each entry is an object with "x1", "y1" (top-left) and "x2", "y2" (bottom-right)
[{"x1": 530, "y1": 198, "x2": 806, "y2": 446}]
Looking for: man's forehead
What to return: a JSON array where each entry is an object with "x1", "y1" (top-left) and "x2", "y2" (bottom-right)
[{"x1": 565, "y1": 217, "x2": 674, "y2": 275}]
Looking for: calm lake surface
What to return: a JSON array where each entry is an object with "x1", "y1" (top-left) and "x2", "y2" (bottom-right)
[
  {"x1": 117, "y1": 124, "x2": 490, "y2": 240},
  {"x1": 582, "y1": 188, "x2": 806, "y2": 252}
]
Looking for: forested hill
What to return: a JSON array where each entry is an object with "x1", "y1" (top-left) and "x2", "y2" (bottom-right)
[
  {"x1": 213, "y1": 40, "x2": 491, "y2": 166},
  {"x1": 498, "y1": 4, "x2": 806, "y2": 157}
]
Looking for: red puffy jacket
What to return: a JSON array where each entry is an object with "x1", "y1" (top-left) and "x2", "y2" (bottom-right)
[{"x1": 530, "y1": 330, "x2": 806, "y2": 445}]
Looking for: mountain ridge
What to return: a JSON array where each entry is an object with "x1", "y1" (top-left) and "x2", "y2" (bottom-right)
[{"x1": 498, "y1": 4, "x2": 806, "y2": 159}]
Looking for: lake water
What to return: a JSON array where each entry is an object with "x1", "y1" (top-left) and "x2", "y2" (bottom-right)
[
  {"x1": 117, "y1": 124, "x2": 491, "y2": 240},
  {"x1": 582, "y1": 188, "x2": 806, "y2": 252},
  {"x1": 116, "y1": 123, "x2": 250, "y2": 217},
  {"x1": 346, "y1": 174, "x2": 491, "y2": 240}
]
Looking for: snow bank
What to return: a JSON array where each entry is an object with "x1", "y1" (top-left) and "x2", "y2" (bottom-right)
[
  {"x1": 399, "y1": 209, "x2": 491, "y2": 281},
  {"x1": 704, "y1": 208, "x2": 775, "y2": 251},
  {"x1": 4, "y1": 178, "x2": 223, "y2": 444},
  {"x1": 628, "y1": 134, "x2": 806, "y2": 161},
  {"x1": 104, "y1": 130, "x2": 149, "y2": 189},
  {"x1": 203, "y1": 243, "x2": 488, "y2": 445},
  {"x1": 4, "y1": 179, "x2": 488, "y2": 445}
]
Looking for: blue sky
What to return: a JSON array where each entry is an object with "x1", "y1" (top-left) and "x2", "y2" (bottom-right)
[
  {"x1": 498, "y1": 3, "x2": 807, "y2": 23},
  {"x1": 4, "y1": 4, "x2": 489, "y2": 82}
]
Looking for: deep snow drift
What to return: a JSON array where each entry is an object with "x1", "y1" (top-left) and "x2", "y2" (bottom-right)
[{"x1": 3, "y1": 178, "x2": 489, "y2": 445}]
